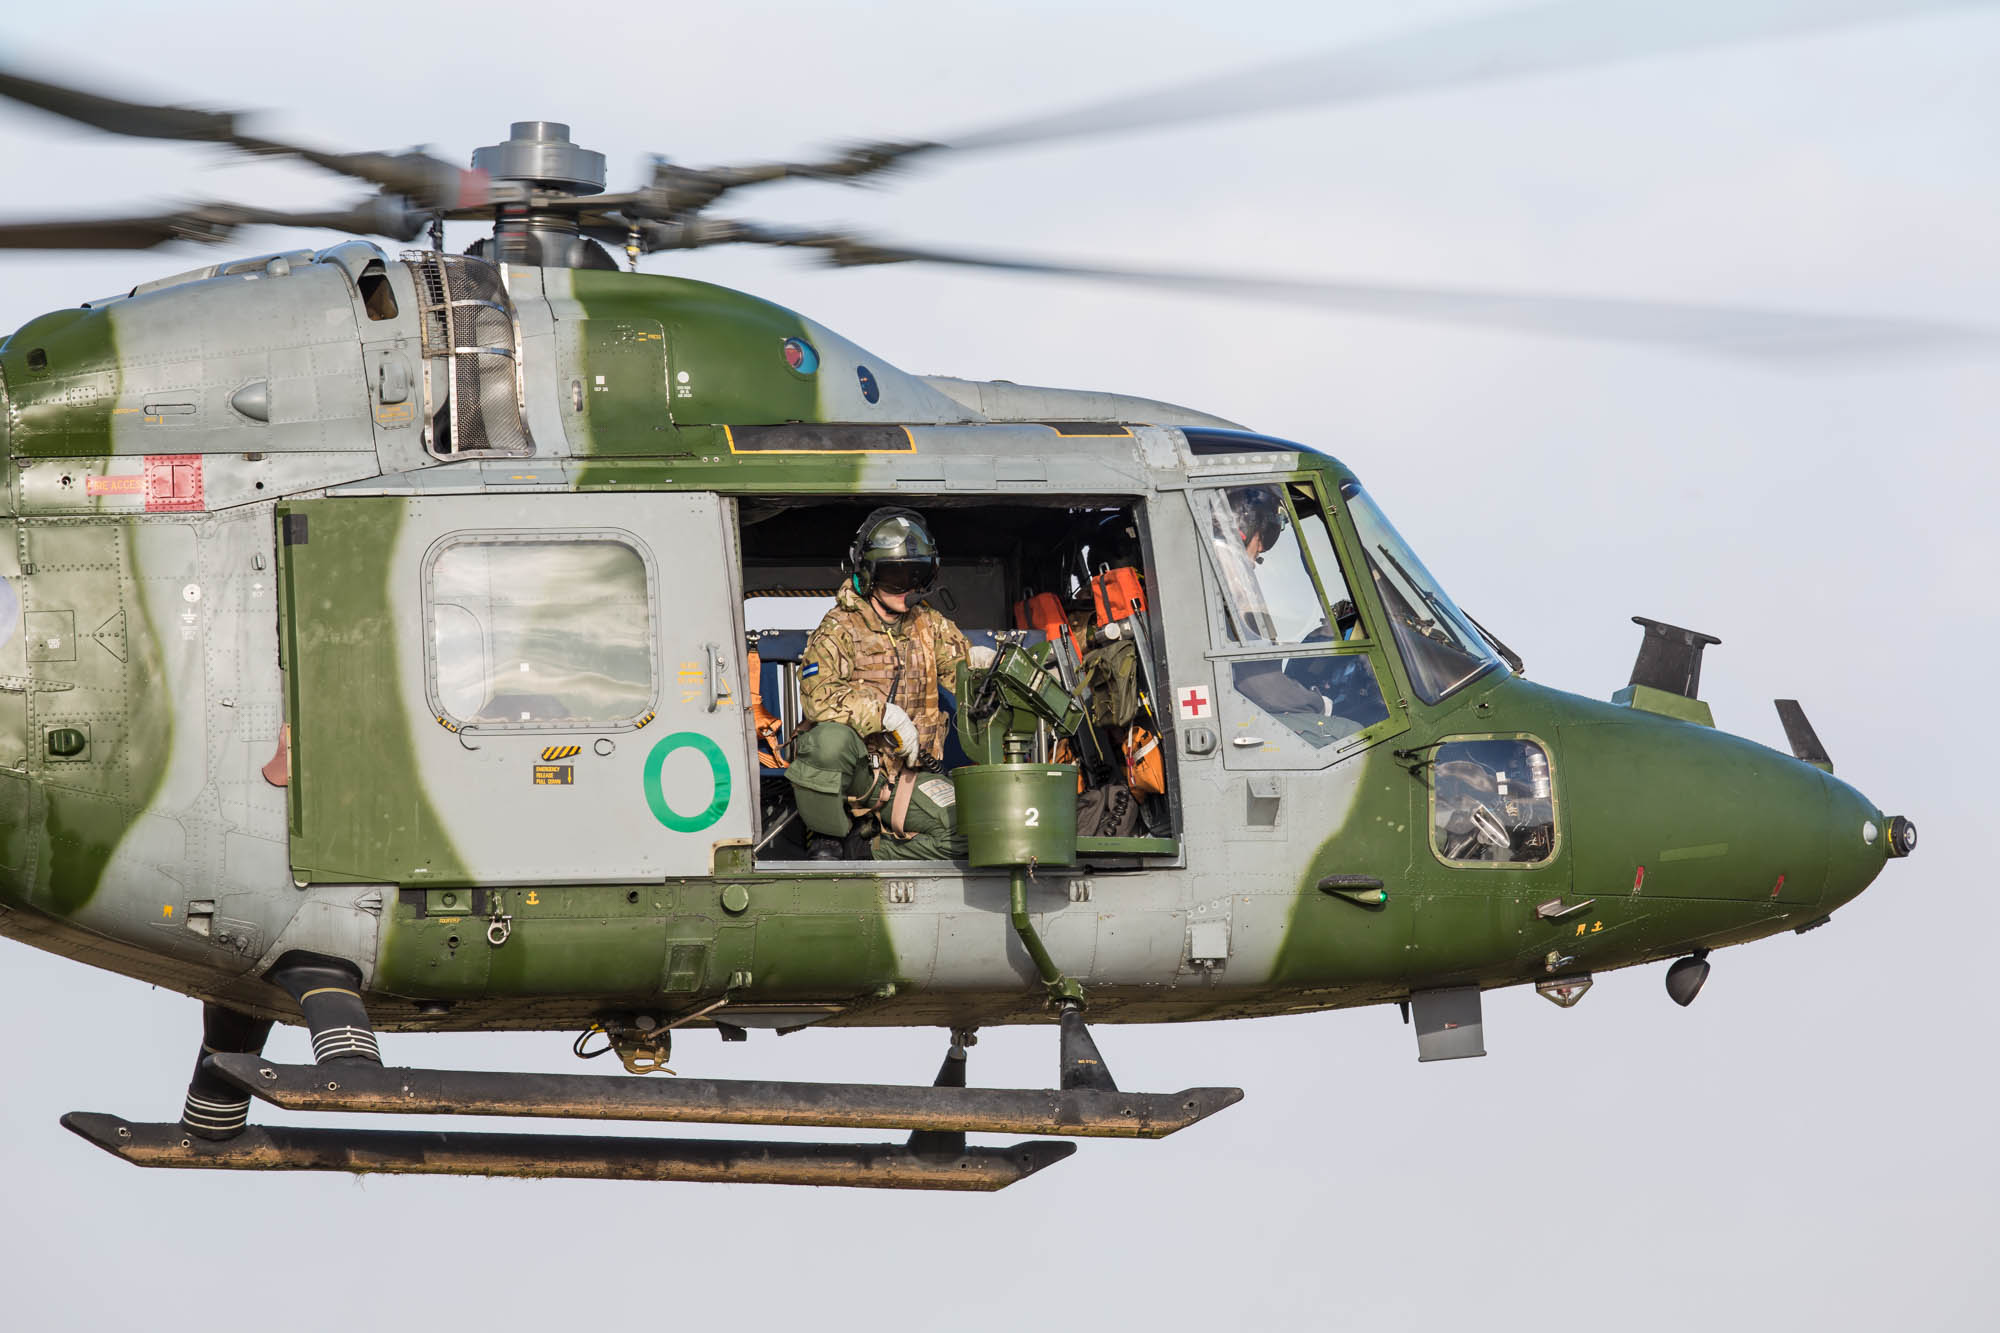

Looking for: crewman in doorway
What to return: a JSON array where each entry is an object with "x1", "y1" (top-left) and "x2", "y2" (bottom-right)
[{"x1": 788, "y1": 507, "x2": 994, "y2": 860}]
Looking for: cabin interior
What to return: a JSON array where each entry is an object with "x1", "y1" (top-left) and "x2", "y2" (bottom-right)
[{"x1": 735, "y1": 496, "x2": 1177, "y2": 864}]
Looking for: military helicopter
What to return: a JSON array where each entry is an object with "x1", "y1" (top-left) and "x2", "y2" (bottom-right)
[{"x1": 0, "y1": 0, "x2": 1953, "y2": 1192}]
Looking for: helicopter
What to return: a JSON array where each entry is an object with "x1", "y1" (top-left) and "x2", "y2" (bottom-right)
[{"x1": 0, "y1": 1, "x2": 1957, "y2": 1192}]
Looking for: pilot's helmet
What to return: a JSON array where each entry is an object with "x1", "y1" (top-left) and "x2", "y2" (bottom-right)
[
  {"x1": 850, "y1": 507, "x2": 940, "y2": 597},
  {"x1": 1229, "y1": 486, "x2": 1286, "y2": 553}
]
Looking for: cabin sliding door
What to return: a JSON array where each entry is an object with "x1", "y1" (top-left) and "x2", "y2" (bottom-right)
[{"x1": 278, "y1": 491, "x2": 750, "y2": 886}]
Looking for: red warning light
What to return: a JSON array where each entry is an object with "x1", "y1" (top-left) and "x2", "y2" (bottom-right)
[{"x1": 781, "y1": 337, "x2": 818, "y2": 374}]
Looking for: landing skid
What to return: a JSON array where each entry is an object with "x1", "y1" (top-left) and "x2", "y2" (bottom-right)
[
  {"x1": 61, "y1": 1114, "x2": 1072, "y2": 1191},
  {"x1": 66, "y1": 960, "x2": 1241, "y2": 1191},
  {"x1": 198, "y1": 1054, "x2": 1240, "y2": 1139}
]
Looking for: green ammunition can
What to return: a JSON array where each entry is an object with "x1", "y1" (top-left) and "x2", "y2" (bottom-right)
[{"x1": 952, "y1": 764, "x2": 1079, "y2": 868}]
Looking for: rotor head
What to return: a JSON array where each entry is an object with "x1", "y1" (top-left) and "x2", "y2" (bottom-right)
[{"x1": 470, "y1": 121, "x2": 606, "y2": 196}]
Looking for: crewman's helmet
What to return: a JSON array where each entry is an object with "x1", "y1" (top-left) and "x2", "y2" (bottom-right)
[{"x1": 849, "y1": 507, "x2": 940, "y2": 598}]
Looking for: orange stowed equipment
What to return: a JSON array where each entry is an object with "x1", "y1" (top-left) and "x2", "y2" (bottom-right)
[
  {"x1": 1050, "y1": 738, "x2": 1087, "y2": 794},
  {"x1": 1013, "y1": 590, "x2": 1086, "y2": 661},
  {"x1": 1090, "y1": 566, "x2": 1146, "y2": 627},
  {"x1": 1123, "y1": 723, "x2": 1165, "y2": 798},
  {"x1": 1086, "y1": 564, "x2": 1162, "y2": 797},
  {"x1": 748, "y1": 644, "x2": 788, "y2": 769}
]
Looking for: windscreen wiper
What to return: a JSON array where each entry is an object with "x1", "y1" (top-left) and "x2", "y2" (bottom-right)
[
  {"x1": 1463, "y1": 612, "x2": 1525, "y2": 676},
  {"x1": 1373, "y1": 543, "x2": 1473, "y2": 654}
]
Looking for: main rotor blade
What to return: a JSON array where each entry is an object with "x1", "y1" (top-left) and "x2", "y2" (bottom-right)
[
  {"x1": 614, "y1": 0, "x2": 1996, "y2": 204},
  {"x1": 941, "y1": 0, "x2": 1997, "y2": 154},
  {"x1": 698, "y1": 224, "x2": 1993, "y2": 361},
  {"x1": 0, "y1": 66, "x2": 476, "y2": 209},
  {"x1": 0, "y1": 196, "x2": 431, "y2": 251},
  {"x1": 253, "y1": 196, "x2": 433, "y2": 241},
  {"x1": 0, "y1": 208, "x2": 239, "y2": 249},
  {"x1": 0, "y1": 67, "x2": 241, "y2": 142}
]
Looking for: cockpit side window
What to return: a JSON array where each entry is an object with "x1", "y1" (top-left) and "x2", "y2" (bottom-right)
[
  {"x1": 1287, "y1": 483, "x2": 1366, "y2": 643},
  {"x1": 1194, "y1": 481, "x2": 1395, "y2": 764},
  {"x1": 1196, "y1": 484, "x2": 1354, "y2": 646}
]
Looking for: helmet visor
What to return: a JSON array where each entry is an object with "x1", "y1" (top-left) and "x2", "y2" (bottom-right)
[{"x1": 870, "y1": 557, "x2": 938, "y2": 595}]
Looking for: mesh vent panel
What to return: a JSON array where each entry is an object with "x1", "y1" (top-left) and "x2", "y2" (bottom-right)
[{"x1": 399, "y1": 251, "x2": 534, "y2": 457}]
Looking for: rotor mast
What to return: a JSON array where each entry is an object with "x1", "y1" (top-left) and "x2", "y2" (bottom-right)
[{"x1": 466, "y1": 120, "x2": 614, "y2": 270}]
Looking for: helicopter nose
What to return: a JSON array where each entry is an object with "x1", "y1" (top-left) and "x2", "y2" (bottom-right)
[
  {"x1": 1822, "y1": 777, "x2": 1900, "y2": 912},
  {"x1": 1563, "y1": 710, "x2": 1864, "y2": 910}
]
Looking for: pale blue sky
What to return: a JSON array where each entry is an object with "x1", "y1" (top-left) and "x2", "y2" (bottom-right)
[{"x1": 1, "y1": 3, "x2": 1995, "y2": 1328}]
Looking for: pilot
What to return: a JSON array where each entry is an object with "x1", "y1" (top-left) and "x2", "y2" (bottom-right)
[
  {"x1": 787, "y1": 508, "x2": 993, "y2": 861},
  {"x1": 1213, "y1": 487, "x2": 1363, "y2": 742},
  {"x1": 1214, "y1": 486, "x2": 1287, "y2": 641}
]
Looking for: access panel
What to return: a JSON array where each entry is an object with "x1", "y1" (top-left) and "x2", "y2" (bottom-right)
[{"x1": 280, "y1": 491, "x2": 750, "y2": 884}]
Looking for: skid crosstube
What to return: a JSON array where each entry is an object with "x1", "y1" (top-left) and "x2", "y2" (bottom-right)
[
  {"x1": 205, "y1": 1054, "x2": 1243, "y2": 1139},
  {"x1": 61, "y1": 1113, "x2": 1074, "y2": 1191}
]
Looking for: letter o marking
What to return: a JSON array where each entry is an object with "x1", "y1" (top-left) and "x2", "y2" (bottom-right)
[{"x1": 642, "y1": 732, "x2": 732, "y2": 832}]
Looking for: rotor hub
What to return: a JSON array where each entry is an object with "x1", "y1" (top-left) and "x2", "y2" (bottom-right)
[
  {"x1": 465, "y1": 121, "x2": 615, "y2": 269},
  {"x1": 470, "y1": 121, "x2": 606, "y2": 196}
]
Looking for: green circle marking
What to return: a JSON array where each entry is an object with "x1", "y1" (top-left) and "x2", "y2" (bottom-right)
[{"x1": 642, "y1": 732, "x2": 733, "y2": 832}]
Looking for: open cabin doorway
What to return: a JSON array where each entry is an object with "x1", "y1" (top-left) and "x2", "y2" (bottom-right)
[{"x1": 734, "y1": 496, "x2": 1180, "y2": 867}]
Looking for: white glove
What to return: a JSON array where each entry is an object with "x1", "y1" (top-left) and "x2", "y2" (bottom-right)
[
  {"x1": 881, "y1": 701, "x2": 921, "y2": 763},
  {"x1": 968, "y1": 644, "x2": 998, "y2": 671}
]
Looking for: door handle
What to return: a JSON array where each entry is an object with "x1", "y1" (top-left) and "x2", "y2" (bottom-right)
[
  {"x1": 1231, "y1": 736, "x2": 1265, "y2": 748},
  {"x1": 1535, "y1": 897, "x2": 1595, "y2": 922},
  {"x1": 704, "y1": 642, "x2": 731, "y2": 713},
  {"x1": 1318, "y1": 875, "x2": 1387, "y2": 907}
]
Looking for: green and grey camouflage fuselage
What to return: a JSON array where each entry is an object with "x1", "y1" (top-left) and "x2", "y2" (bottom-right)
[{"x1": 0, "y1": 243, "x2": 1897, "y2": 1049}]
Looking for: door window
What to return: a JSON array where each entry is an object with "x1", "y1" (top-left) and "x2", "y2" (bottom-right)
[
  {"x1": 1194, "y1": 482, "x2": 1394, "y2": 769},
  {"x1": 426, "y1": 533, "x2": 657, "y2": 730},
  {"x1": 1196, "y1": 484, "x2": 1334, "y2": 644}
]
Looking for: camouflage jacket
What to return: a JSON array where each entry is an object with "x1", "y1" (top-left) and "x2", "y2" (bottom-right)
[{"x1": 801, "y1": 584, "x2": 971, "y2": 765}]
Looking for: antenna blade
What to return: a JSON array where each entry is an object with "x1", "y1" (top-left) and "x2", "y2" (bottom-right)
[
  {"x1": 1628, "y1": 617, "x2": 1721, "y2": 698},
  {"x1": 941, "y1": 0, "x2": 1997, "y2": 153},
  {"x1": 1774, "y1": 699, "x2": 1835, "y2": 771}
]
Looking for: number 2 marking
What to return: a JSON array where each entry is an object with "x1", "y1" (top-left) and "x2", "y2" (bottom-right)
[{"x1": 1024, "y1": 807, "x2": 1040, "y2": 827}]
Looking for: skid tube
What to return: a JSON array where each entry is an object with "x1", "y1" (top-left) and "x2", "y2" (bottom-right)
[
  {"x1": 203, "y1": 1055, "x2": 1243, "y2": 1139},
  {"x1": 62, "y1": 1114, "x2": 1072, "y2": 1191}
]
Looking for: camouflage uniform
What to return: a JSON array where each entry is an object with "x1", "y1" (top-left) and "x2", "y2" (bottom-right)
[{"x1": 788, "y1": 584, "x2": 972, "y2": 859}]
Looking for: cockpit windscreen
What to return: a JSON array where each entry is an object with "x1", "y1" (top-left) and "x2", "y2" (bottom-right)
[{"x1": 1339, "y1": 480, "x2": 1501, "y2": 704}]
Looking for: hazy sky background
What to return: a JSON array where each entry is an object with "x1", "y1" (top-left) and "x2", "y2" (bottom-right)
[{"x1": 1, "y1": 2, "x2": 1995, "y2": 1328}]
